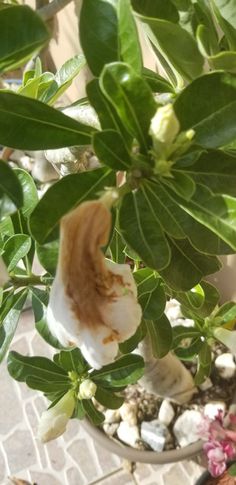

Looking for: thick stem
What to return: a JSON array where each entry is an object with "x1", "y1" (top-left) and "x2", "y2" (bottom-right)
[{"x1": 138, "y1": 335, "x2": 196, "y2": 404}]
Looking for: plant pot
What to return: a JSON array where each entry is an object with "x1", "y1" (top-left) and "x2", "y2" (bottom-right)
[
  {"x1": 82, "y1": 418, "x2": 203, "y2": 464},
  {"x1": 195, "y1": 463, "x2": 236, "y2": 484}
]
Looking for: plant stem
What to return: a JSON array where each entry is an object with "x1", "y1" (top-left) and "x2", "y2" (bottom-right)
[{"x1": 10, "y1": 274, "x2": 51, "y2": 288}]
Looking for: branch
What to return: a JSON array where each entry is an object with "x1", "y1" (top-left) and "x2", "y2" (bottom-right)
[{"x1": 37, "y1": 0, "x2": 73, "y2": 21}]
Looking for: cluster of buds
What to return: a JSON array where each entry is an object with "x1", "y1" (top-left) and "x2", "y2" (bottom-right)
[{"x1": 199, "y1": 409, "x2": 236, "y2": 477}]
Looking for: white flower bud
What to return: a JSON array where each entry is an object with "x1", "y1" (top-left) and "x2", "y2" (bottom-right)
[
  {"x1": 0, "y1": 256, "x2": 9, "y2": 287},
  {"x1": 214, "y1": 328, "x2": 236, "y2": 355},
  {"x1": 78, "y1": 379, "x2": 97, "y2": 399},
  {"x1": 37, "y1": 390, "x2": 75, "y2": 443},
  {"x1": 149, "y1": 104, "x2": 180, "y2": 149}
]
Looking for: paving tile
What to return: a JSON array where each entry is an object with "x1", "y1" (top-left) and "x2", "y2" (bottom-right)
[
  {"x1": 66, "y1": 466, "x2": 87, "y2": 485},
  {"x1": 46, "y1": 441, "x2": 66, "y2": 471},
  {"x1": 24, "y1": 402, "x2": 48, "y2": 469},
  {"x1": 17, "y1": 309, "x2": 35, "y2": 335},
  {"x1": 3, "y1": 429, "x2": 37, "y2": 474},
  {"x1": 95, "y1": 470, "x2": 135, "y2": 485},
  {"x1": 0, "y1": 446, "x2": 7, "y2": 482},
  {"x1": 29, "y1": 470, "x2": 62, "y2": 485},
  {"x1": 67, "y1": 438, "x2": 101, "y2": 482},
  {"x1": 93, "y1": 441, "x2": 121, "y2": 475},
  {"x1": 0, "y1": 365, "x2": 23, "y2": 435}
]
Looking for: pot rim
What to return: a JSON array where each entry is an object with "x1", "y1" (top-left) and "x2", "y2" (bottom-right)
[{"x1": 82, "y1": 418, "x2": 203, "y2": 464}]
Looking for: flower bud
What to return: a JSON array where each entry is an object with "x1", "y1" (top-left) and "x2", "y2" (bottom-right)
[
  {"x1": 149, "y1": 104, "x2": 180, "y2": 150},
  {"x1": 0, "y1": 256, "x2": 9, "y2": 287},
  {"x1": 37, "y1": 390, "x2": 75, "y2": 443},
  {"x1": 78, "y1": 379, "x2": 97, "y2": 400}
]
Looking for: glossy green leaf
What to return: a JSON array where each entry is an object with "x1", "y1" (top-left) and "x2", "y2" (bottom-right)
[
  {"x1": 93, "y1": 130, "x2": 132, "y2": 170},
  {"x1": 140, "y1": 17, "x2": 203, "y2": 83},
  {"x1": 131, "y1": 0, "x2": 179, "y2": 22},
  {"x1": 215, "y1": 301, "x2": 236, "y2": 324},
  {"x1": 80, "y1": 0, "x2": 119, "y2": 76},
  {"x1": 0, "y1": 290, "x2": 27, "y2": 363},
  {"x1": 0, "y1": 5, "x2": 49, "y2": 73},
  {"x1": 146, "y1": 314, "x2": 173, "y2": 358},
  {"x1": 3, "y1": 234, "x2": 31, "y2": 271},
  {"x1": 134, "y1": 268, "x2": 166, "y2": 320},
  {"x1": 109, "y1": 228, "x2": 126, "y2": 264},
  {"x1": 55, "y1": 349, "x2": 88, "y2": 375},
  {"x1": 30, "y1": 168, "x2": 115, "y2": 244},
  {"x1": 36, "y1": 240, "x2": 59, "y2": 275},
  {"x1": 0, "y1": 92, "x2": 93, "y2": 150},
  {"x1": 91, "y1": 354, "x2": 145, "y2": 388},
  {"x1": 15, "y1": 169, "x2": 38, "y2": 218},
  {"x1": 100, "y1": 62, "x2": 156, "y2": 152},
  {"x1": 142, "y1": 67, "x2": 175, "y2": 93},
  {"x1": 119, "y1": 321, "x2": 146, "y2": 354},
  {"x1": 172, "y1": 325, "x2": 202, "y2": 348},
  {"x1": 194, "y1": 341, "x2": 211, "y2": 385},
  {"x1": 83, "y1": 399, "x2": 105, "y2": 425},
  {"x1": 175, "y1": 72, "x2": 236, "y2": 148},
  {"x1": 119, "y1": 189, "x2": 171, "y2": 270},
  {"x1": 163, "y1": 170, "x2": 196, "y2": 200},
  {"x1": 194, "y1": 1, "x2": 219, "y2": 54},
  {"x1": 213, "y1": 0, "x2": 236, "y2": 31},
  {"x1": 74, "y1": 400, "x2": 86, "y2": 420},
  {"x1": 7, "y1": 350, "x2": 69, "y2": 383},
  {"x1": 0, "y1": 162, "x2": 23, "y2": 215},
  {"x1": 31, "y1": 287, "x2": 65, "y2": 350},
  {"x1": 159, "y1": 237, "x2": 221, "y2": 291},
  {"x1": 176, "y1": 280, "x2": 220, "y2": 319},
  {"x1": 175, "y1": 337, "x2": 203, "y2": 361},
  {"x1": 26, "y1": 375, "x2": 70, "y2": 393},
  {"x1": 95, "y1": 387, "x2": 124, "y2": 409},
  {"x1": 209, "y1": 50, "x2": 236, "y2": 72},
  {"x1": 118, "y1": 0, "x2": 142, "y2": 72}
]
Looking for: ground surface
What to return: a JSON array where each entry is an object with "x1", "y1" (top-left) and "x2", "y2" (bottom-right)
[{"x1": 0, "y1": 309, "x2": 205, "y2": 485}]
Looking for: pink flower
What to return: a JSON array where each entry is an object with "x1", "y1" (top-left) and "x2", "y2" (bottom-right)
[{"x1": 204, "y1": 441, "x2": 227, "y2": 477}]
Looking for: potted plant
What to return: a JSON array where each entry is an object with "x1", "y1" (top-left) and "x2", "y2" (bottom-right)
[{"x1": 1, "y1": 0, "x2": 236, "y2": 466}]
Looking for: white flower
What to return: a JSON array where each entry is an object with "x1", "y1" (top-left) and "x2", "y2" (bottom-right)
[
  {"x1": 149, "y1": 103, "x2": 180, "y2": 148},
  {"x1": 37, "y1": 390, "x2": 75, "y2": 443},
  {"x1": 0, "y1": 256, "x2": 9, "y2": 287},
  {"x1": 78, "y1": 379, "x2": 97, "y2": 399},
  {"x1": 214, "y1": 327, "x2": 236, "y2": 355},
  {"x1": 47, "y1": 200, "x2": 142, "y2": 370}
]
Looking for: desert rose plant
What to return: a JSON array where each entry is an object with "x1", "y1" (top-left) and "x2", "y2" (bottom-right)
[{"x1": 1, "y1": 0, "x2": 236, "y2": 451}]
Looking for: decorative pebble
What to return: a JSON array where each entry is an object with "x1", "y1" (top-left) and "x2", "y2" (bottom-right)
[
  {"x1": 158, "y1": 400, "x2": 175, "y2": 426},
  {"x1": 215, "y1": 353, "x2": 236, "y2": 379},
  {"x1": 204, "y1": 401, "x2": 226, "y2": 419},
  {"x1": 103, "y1": 423, "x2": 119, "y2": 437},
  {"x1": 104, "y1": 409, "x2": 121, "y2": 424},
  {"x1": 117, "y1": 421, "x2": 140, "y2": 448},
  {"x1": 120, "y1": 402, "x2": 138, "y2": 426},
  {"x1": 199, "y1": 378, "x2": 213, "y2": 391},
  {"x1": 141, "y1": 420, "x2": 168, "y2": 452},
  {"x1": 173, "y1": 410, "x2": 202, "y2": 447}
]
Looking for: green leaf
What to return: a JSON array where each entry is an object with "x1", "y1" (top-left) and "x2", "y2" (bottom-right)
[
  {"x1": 109, "y1": 228, "x2": 126, "y2": 264},
  {"x1": 174, "y1": 72, "x2": 236, "y2": 148},
  {"x1": 0, "y1": 5, "x2": 49, "y2": 73},
  {"x1": 100, "y1": 62, "x2": 156, "y2": 152},
  {"x1": 175, "y1": 337, "x2": 203, "y2": 361},
  {"x1": 119, "y1": 321, "x2": 146, "y2": 354},
  {"x1": 208, "y1": 50, "x2": 236, "y2": 73},
  {"x1": 139, "y1": 17, "x2": 203, "y2": 83},
  {"x1": 83, "y1": 399, "x2": 105, "y2": 425},
  {"x1": 119, "y1": 189, "x2": 171, "y2": 270},
  {"x1": 0, "y1": 290, "x2": 28, "y2": 363},
  {"x1": 194, "y1": 341, "x2": 211, "y2": 385},
  {"x1": 228, "y1": 463, "x2": 236, "y2": 477},
  {"x1": 0, "y1": 92, "x2": 94, "y2": 150},
  {"x1": 172, "y1": 325, "x2": 202, "y2": 348},
  {"x1": 31, "y1": 287, "x2": 65, "y2": 350},
  {"x1": 91, "y1": 354, "x2": 144, "y2": 388},
  {"x1": 163, "y1": 171, "x2": 196, "y2": 200},
  {"x1": 26, "y1": 375, "x2": 70, "y2": 393},
  {"x1": 146, "y1": 314, "x2": 173, "y2": 358},
  {"x1": 15, "y1": 169, "x2": 38, "y2": 218},
  {"x1": 0, "y1": 161, "x2": 23, "y2": 215},
  {"x1": 134, "y1": 268, "x2": 166, "y2": 320},
  {"x1": 182, "y1": 150, "x2": 236, "y2": 197},
  {"x1": 215, "y1": 301, "x2": 236, "y2": 324},
  {"x1": 74, "y1": 400, "x2": 86, "y2": 420},
  {"x1": 36, "y1": 240, "x2": 59, "y2": 275},
  {"x1": 41, "y1": 55, "x2": 86, "y2": 105},
  {"x1": 3, "y1": 234, "x2": 31, "y2": 271},
  {"x1": 194, "y1": 1, "x2": 219, "y2": 55},
  {"x1": 176, "y1": 280, "x2": 220, "y2": 319},
  {"x1": 142, "y1": 67, "x2": 175, "y2": 93},
  {"x1": 30, "y1": 168, "x2": 115, "y2": 244},
  {"x1": 212, "y1": 0, "x2": 236, "y2": 45},
  {"x1": 95, "y1": 387, "x2": 124, "y2": 409},
  {"x1": 80, "y1": 0, "x2": 119, "y2": 76},
  {"x1": 118, "y1": 0, "x2": 142, "y2": 73},
  {"x1": 93, "y1": 130, "x2": 132, "y2": 170},
  {"x1": 131, "y1": 0, "x2": 179, "y2": 22},
  {"x1": 55, "y1": 349, "x2": 88, "y2": 375},
  {"x1": 7, "y1": 350, "x2": 69, "y2": 383},
  {"x1": 159, "y1": 237, "x2": 221, "y2": 291}
]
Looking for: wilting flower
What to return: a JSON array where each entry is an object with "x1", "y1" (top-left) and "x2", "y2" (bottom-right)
[
  {"x1": 47, "y1": 200, "x2": 142, "y2": 369},
  {"x1": 78, "y1": 379, "x2": 97, "y2": 400},
  {"x1": 37, "y1": 390, "x2": 75, "y2": 443},
  {"x1": 149, "y1": 103, "x2": 180, "y2": 150},
  {"x1": 214, "y1": 327, "x2": 236, "y2": 355},
  {"x1": 0, "y1": 256, "x2": 9, "y2": 287}
]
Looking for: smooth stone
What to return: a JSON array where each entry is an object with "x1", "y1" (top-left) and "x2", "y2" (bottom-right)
[
  {"x1": 103, "y1": 423, "x2": 119, "y2": 437},
  {"x1": 204, "y1": 401, "x2": 226, "y2": 419},
  {"x1": 158, "y1": 400, "x2": 175, "y2": 426},
  {"x1": 104, "y1": 409, "x2": 121, "y2": 424},
  {"x1": 120, "y1": 402, "x2": 138, "y2": 426},
  {"x1": 173, "y1": 410, "x2": 202, "y2": 447},
  {"x1": 141, "y1": 420, "x2": 167, "y2": 452},
  {"x1": 215, "y1": 353, "x2": 236, "y2": 379},
  {"x1": 199, "y1": 378, "x2": 213, "y2": 391},
  {"x1": 117, "y1": 421, "x2": 140, "y2": 448}
]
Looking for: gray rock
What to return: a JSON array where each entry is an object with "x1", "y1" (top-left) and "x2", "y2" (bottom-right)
[
  {"x1": 158, "y1": 400, "x2": 175, "y2": 426},
  {"x1": 173, "y1": 410, "x2": 202, "y2": 447},
  {"x1": 141, "y1": 420, "x2": 168, "y2": 452},
  {"x1": 215, "y1": 353, "x2": 236, "y2": 379}
]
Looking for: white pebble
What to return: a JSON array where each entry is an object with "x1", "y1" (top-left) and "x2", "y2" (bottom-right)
[
  {"x1": 215, "y1": 353, "x2": 236, "y2": 379},
  {"x1": 204, "y1": 401, "x2": 226, "y2": 420},
  {"x1": 104, "y1": 409, "x2": 121, "y2": 424},
  {"x1": 117, "y1": 421, "x2": 140, "y2": 448},
  {"x1": 199, "y1": 378, "x2": 213, "y2": 391},
  {"x1": 158, "y1": 400, "x2": 175, "y2": 426},
  {"x1": 173, "y1": 410, "x2": 202, "y2": 447},
  {"x1": 120, "y1": 402, "x2": 138, "y2": 426}
]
